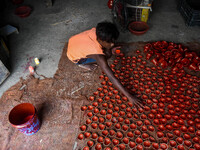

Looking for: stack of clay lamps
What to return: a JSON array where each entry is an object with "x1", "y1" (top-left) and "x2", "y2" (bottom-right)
[
  {"x1": 144, "y1": 41, "x2": 200, "y2": 71},
  {"x1": 78, "y1": 42, "x2": 200, "y2": 150}
]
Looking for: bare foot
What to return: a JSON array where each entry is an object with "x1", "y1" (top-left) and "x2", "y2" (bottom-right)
[{"x1": 78, "y1": 64, "x2": 98, "y2": 70}]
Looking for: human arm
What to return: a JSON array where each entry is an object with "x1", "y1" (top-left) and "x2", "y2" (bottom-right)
[{"x1": 88, "y1": 54, "x2": 143, "y2": 107}]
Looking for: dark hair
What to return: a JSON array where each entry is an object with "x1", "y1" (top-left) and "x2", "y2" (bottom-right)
[{"x1": 96, "y1": 21, "x2": 119, "y2": 43}]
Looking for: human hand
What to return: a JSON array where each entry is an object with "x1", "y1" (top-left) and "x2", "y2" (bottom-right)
[
  {"x1": 111, "y1": 46, "x2": 121, "y2": 55},
  {"x1": 128, "y1": 95, "x2": 143, "y2": 108}
]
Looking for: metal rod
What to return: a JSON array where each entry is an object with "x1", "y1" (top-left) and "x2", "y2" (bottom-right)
[{"x1": 126, "y1": 3, "x2": 152, "y2": 11}]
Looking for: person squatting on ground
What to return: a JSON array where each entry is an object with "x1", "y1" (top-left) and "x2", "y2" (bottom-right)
[{"x1": 67, "y1": 21, "x2": 142, "y2": 107}]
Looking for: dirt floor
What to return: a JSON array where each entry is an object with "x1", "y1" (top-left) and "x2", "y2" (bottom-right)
[
  {"x1": 0, "y1": 42, "x2": 199, "y2": 150},
  {"x1": 0, "y1": 43, "x2": 104, "y2": 150}
]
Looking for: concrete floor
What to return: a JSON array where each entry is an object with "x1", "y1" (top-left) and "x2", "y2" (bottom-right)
[{"x1": 0, "y1": 0, "x2": 200, "y2": 98}]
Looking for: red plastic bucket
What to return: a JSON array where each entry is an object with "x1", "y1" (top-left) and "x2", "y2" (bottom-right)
[
  {"x1": 128, "y1": 21, "x2": 149, "y2": 35},
  {"x1": 9, "y1": 103, "x2": 40, "y2": 135},
  {"x1": 15, "y1": 6, "x2": 32, "y2": 18},
  {"x1": 12, "y1": 0, "x2": 24, "y2": 5}
]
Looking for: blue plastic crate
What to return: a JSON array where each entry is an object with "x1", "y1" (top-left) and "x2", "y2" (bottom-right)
[
  {"x1": 177, "y1": 0, "x2": 200, "y2": 26},
  {"x1": 0, "y1": 60, "x2": 10, "y2": 85}
]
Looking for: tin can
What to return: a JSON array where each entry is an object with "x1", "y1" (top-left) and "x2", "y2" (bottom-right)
[
  {"x1": 29, "y1": 66, "x2": 34, "y2": 74},
  {"x1": 34, "y1": 58, "x2": 40, "y2": 65}
]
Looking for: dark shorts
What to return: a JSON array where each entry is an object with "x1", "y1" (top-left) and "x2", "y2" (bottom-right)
[{"x1": 76, "y1": 58, "x2": 96, "y2": 65}]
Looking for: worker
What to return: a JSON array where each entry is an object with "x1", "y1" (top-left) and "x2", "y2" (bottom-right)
[{"x1": 67, "y1": 21, "x2": 142, "y2": 107}]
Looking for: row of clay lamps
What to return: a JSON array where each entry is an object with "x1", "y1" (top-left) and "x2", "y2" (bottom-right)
[{"x1": 78, "y1": 47, "x2": 200, "y2": 150}]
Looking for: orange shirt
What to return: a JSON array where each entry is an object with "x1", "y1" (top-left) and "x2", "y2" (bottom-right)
[{"x1": 67, "y1": 28, "x2": 105, "y2": 63}]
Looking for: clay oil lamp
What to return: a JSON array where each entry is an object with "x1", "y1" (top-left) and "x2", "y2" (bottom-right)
[
  {"x1": 157, "y1": 131, "x2": 164, "y2": 139},
  {"x1": 134, "y1": 130, "x2": 141, "y2": 136},
  {"x1": 177, "y1": 145, "x2": 185, "y2": 150},
  {"x1": 81, "y1": 106, "x2": 87, "y2": 111},
  {"x1": 152, "y1": 143, "x2": 159, "y2": 149},
  {"x1": 118, "y1": 117, "x2": 124, "y2": 123},
  {"x1": 84, "y1": 132, "x2": 91, "y2": 138},
  {"x1": 99, "y1": 124, "x2": 105, "y2": 130},
  {"x1": 116, "y1": 131, "x2": 123, "y2": 139},
  {"x1": 183, "y1": 133, "x2": 191, "y2": 140},
  {"x1": 106, "y1": 114, "x2": 112, "y2": 120},
  {"x1": 95, "y1": 143, "x2": 102, "y2": 150},
  {"x1": 124, "y1": 119, "x2": 130, "y2": 125},
  {"x1": 126, "y1": 113, "x2": 133, "y2": 118},
  {"x1": 148, "y1": 125, "x2": 155, "y2": 132},
  {"x1": 99, "y1": 93, "x2": 104, "y2": 97},
  {"x1": 92, "y1": 133, "x2": 98, "y2": 139},
  {"x1": 120, "y1": 104, "x2": 126, "y2": 109},
  {"x1": 166, "y1": 132, "x2": 174, "y2": 139},
  {"x1": 149, "y1": 136, "x2": 156, "y2": 142},
  {"x1": 97, "y1": 136, "x2": 104, "y2": 143},
  {"x1": 112, "y1": 145, "x2": 121, "y2": 150},
  {"x1": 119, "y1": 111, "x2": 125, "y2": 116},
  {"x1": 80, "y1": 125, "x2": 87, "y2": 131},
  {"x1": 112, "y1": 139, "x2": 119, "y2": 146},
  {"x1": 153, "y1": 119, "x2": 160, "y2": 125},
  {"x1": 192, "y1": 137, "x2": 200, "y2": 143},
  {"x1": 136, "y1": 120, "x2": 143, "y2": 126},
  {"x1": 162, "y1": 137, "x2": 168, "y2": 144},
  {"x1": 100, "y1": 110, "x2": 106, "y2": 115},
  {"x1": 166, "y1": 124, "x2": 173, "y2": 131},
  {"x1": 104, "y1": 137, "x2": 111, "y2": 146},
  {"x1": 78, "y1": 133, "x2": 84, "y2": 140},
  {"x1": 169, "y1": 140, "x2": 176, "y2": 147},
  {"x1": 130, "y1": 123, "x2": 137, "y2": 130},
  {"x1": 144, "y1": 106, "x2": 150, "y2": 111},
  {"x1": 87, "y1": 141, "x2": 94, "y2": 147},
  {"x1": 160, "y1": 143, "x2": 168, "y2": 150},
  {"x1": 194, "y1": 144, "x2": 200, "y2": 150},
  {"x1": 176, "y1": 137, "x2": 183, "y2": 144},
  {"x1": 91, "y1": 123, "x2": 98, "y2": 129},
  {"x1": 108, "y1": 130, "x2": 115, "y2": 137},
  {"x1": 99, "y1": 117, "x2": 104, "y2": 123},
  {"x1": 127, "y1": 131, "x2": 134, "y2": 138},
  {"x1": 119, "y1": 144, "x2": 126, "y2": 150},
  {"x1": 128, "y1": 141, "x2": 136, "y2": 148},
  {"x1": 140, "y1": 114, "x2": 147, "y2": 120},
  {"x1": 148, "y1": 113, "x2": 155, "y2": 120},
  {"x1": 87, "y1": 112, "x2": 93, "y2": 117},
  {"x1": 94, "y1": 108, "x2": 99, "y2": 114},
  {"x1": 92, "y1": 116, "x2": 98, "y2": 122},
  {"x1": 143, "y1": 141, "x2": 151, "y2": 148},
  {"x1": 141, "y1": 125, "x2": 147, "y2": 132},
  {"x1": 83, "y1": 146, "x2": 89, "y2": 150},
  {"x1": 135, "y1": 137, "x2": 143, "y2": 144},
  {"x1": 188, "y1": 126, "x2": 195, "y2": 133},
  {"x1": 196, "y1": 123, "x2": 200, "y2": 130},
  {"x1": 104, "y1": 147, "x2": 111, "y2": 150},
  {"x1": 122, "y1": 137, "x2": 129, "y2": 145},
  {"x1": 105, "y1": 122, "x2": 112, "y2": 127},
  {"x1": 116, "y1": 99, "x2": 122, "y2": 104},
  {"x1": 142, "y1": 133, "x2": 149, "y2": 139},
  {"x1": 86, "y1": 119, "x2": 92, "y2": 124},
  {"x1": 97, "y1": 98, "x2": 103, "y2": 103},
  {"x1": 115, "y1": 123, "x2": 121, "y2": 130},
  {"x1": 184, "y1": 140, "x2": 192, "y2": 148}
]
